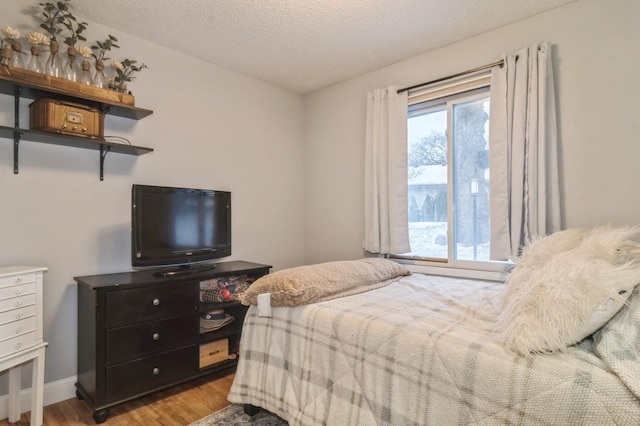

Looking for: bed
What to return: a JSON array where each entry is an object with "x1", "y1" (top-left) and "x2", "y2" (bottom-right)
[{"x1": 227, "y1": 252, "x2": 640, "y2": 425}]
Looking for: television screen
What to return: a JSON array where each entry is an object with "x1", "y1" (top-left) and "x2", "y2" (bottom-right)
[{"x1": 131, "y1": 184, "x2": 231, "y2": 269}]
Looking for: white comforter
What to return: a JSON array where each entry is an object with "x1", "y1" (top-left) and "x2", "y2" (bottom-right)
[{"x1": 228, "y1": 273, "x2": 640, "y2": 425}]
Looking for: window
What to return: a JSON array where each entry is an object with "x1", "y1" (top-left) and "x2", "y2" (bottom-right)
[{"x1": 399, "y1": 77, "x2": 493, "y2": 266}]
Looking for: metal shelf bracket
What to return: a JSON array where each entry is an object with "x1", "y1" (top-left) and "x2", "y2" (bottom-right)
[
  {"x1": 99, "y1": 145, "x2": 112, "y2": 181},
  {"x1": 13, "y1": 86, "x2": 23, "y2": 174},
  {"x1": 13, "y1": 132, "x2": 21, "y2": 174}
]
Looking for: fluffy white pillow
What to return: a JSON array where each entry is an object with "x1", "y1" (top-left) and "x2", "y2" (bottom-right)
[
  {"x1": 499, "y1": 228, "x2": 588, "y2": 311},
  {"x1": 497, "y1": 225, "x2": 640, "y2": 356}
]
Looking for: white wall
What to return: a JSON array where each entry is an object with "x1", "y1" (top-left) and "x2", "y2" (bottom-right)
[
  {"x1": 0, "y1": 1, "x2": 305, "y2": 388},
  {"x1": 303, "y1": 0, "x2": 640, "y2": 264}
]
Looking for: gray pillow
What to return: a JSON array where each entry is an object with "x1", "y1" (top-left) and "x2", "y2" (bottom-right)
[{"x1": 241, "y1": 258, "x2": 410, "y2": 307}]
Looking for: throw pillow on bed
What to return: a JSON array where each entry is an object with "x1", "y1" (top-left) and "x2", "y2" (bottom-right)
[
  {"x1": 593, "y1": 286, "x2": 640, "y2": 399},
  {"x1": 240, "y1": 258, "x2": 411, "y2": 307},
  {"x1": 497, "y1": 225, "x2": 640, "y2": 356}
]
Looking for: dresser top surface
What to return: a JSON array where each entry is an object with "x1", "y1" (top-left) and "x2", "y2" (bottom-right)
[
  {"x1": 0, "y1": 267, "x2": 47, "y2": 278},
  {"x1": 74, "y1": 260, "x2": 271, "y2": 289}
]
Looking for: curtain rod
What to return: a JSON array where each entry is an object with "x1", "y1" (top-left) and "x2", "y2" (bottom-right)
[{"x1": 397, "y1": 59, "x2": 504, "y2": 94}]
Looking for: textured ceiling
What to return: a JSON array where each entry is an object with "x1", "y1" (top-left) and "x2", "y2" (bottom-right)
[{"x1": 69, "y1": 0, "x2": 575, "y2": 94}]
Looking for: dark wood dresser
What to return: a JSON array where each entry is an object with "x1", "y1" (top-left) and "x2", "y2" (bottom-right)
[{"x1": 74, "y1": 260, "x2": 270, "y2": 423}]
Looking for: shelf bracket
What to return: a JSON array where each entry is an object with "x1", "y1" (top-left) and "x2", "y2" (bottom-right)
[
  {"x1": 99, "y1": 145, "x2": 111, "y2": 181},
  {"x1": 13, "y1": 86, "x2": 23, "y2": 174},
  {"x1": 13, "y1": 132, "x2": 22, "y2": 174}
]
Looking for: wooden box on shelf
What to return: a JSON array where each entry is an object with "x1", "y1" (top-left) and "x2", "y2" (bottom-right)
[
  {"x1": 29, "y1": 98, "x2": 105, "y2": 140},
  {"x1": 199, "y1": 338, "x2": 229, "y2": 368}
]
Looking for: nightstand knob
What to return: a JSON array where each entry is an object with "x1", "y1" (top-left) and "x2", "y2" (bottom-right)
[
  {"x1": 152, "y1": 333, "x2": 160, "y2": 341},
  {"x1": 14, "y1": 277, "x2": 22, "y2": 284},
  {"x1": 152, "y1": 298, "x2": 160, "y2": 306},
  {"x1": 153, "y1": 367, "x2": 160, "y2": 375}
]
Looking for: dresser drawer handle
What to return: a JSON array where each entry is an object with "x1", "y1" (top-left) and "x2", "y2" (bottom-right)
[
  {"x1": 14, "y1": 277, "x2": 22, "y2": 284},
  {"x1": 15, "y1": 312, "x2": 23, "y2": 319},
  {"x1": 15, "y1": 288, "x2": 23, "y2": 295},
  {"x1": 152, "y1": 367, "x2": 160, "y2": 375},
  {"x1": 152, "y1": 298, "x2": 160, "y2": 306},
  {"x1": 15, "y1": 327, "x2": 22, "y2": 334},
  {"x1": 152, "y1": 333, "x2": 160, "y2": 341},
  {"x1": 15, "y1": 342, "x2": 22, "y2": 350},
  {"x1": 14, "y1": 301, "x2": 23, "y2": 308}
]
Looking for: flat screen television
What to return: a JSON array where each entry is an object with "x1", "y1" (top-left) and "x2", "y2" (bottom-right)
[{"x1": 131, "y1": 184, "x2": 231, "y2": 274}]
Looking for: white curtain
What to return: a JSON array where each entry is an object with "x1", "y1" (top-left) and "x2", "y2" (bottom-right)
[
  {"x1": 363, "y1": 87, "x2": 411, "y2": 255},
  {"x1": 489, "y1": 42, "x2": 561, "y2": 261}
]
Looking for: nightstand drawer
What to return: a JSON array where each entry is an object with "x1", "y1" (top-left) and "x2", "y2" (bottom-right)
[
  {"x1": 0, "y1": 282, "x2": 35, "y2": 301},
  {"x1": 0, "y1": 294, "x2": 36, "y2": 313},
  {"x1": 105, "y1": 283, "x2": 199, "y2": 327},
  {"x1": 0, "y1": 331, "x2": 36, "y2": 357},
  {"x1": 105, "y1": 315, "x2": 199, "y2": 365},
  {"x1": 105, "y1": 345, "x2": 198, "y2": 403},
  {"x1": 0, "y1": 316, "x2": 36, "y2": 341},
  {"x1": 0, "y1": 272, "x2": 35, "y2": 289}
]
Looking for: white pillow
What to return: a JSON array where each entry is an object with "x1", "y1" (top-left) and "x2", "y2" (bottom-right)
[
  {"x1": 497, "y1": 225, "x2": 640, "y2": 356},
  {"x1": 500, "y1": 228, "x2": 587, "y2": 311}
]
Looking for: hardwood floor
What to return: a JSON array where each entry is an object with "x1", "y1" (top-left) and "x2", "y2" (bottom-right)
[{"x1": 0, "y1": 371, "x2": 235, "y2": 426}]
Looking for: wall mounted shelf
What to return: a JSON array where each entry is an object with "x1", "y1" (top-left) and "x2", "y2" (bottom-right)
[{"x1": 0, "y1": 65, "x2": 154, "y2": 180}]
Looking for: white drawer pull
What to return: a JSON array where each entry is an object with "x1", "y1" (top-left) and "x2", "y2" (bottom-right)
[
  {"x1": 152, "y1": 333, "x2": 160, "y2": 341},
  {"x1": 15, "y1": 312, "x2": 23, "y2": 319},
  {"x1": 152, "y1": 367, "x2": 160, "y2": 375},
  {"x1": 152, "y1": 298, "x2": 160, "y2": 306},
  {"x1": 15, "y1": 327, "x2": 22, "y2": 334},
  {"x1": 15, "y1": 288, "x2": 23, "y2": 295},
  {"x1": 15, "y1": 342, "x2": 22, "y2": 350},
  {"x1": 14, "y1": 277, "x2": 22, "y2": 284},
  {"x1": 14, "y1": 301, "x2": 22, "y2": 307}
]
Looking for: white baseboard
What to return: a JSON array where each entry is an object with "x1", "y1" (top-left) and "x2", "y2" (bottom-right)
[{"x1": 0, "y1": 375, "x2": 77, "y2": 419}]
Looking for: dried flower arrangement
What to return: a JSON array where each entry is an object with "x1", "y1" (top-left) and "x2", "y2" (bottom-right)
[
  {"x1": 1, "y1": 0, "x2": 149, "y2": 96},
  {"x1": 1, "y1": 26, "x2": 23, "y2": 66},
  {"x1": 111, "y1": 58, "x2": 148, "y2": 92}
]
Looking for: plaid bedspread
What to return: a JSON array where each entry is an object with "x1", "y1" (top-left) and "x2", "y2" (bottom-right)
[{"x1": 228, "y1": 273, "x2": 640, "y2": 425}]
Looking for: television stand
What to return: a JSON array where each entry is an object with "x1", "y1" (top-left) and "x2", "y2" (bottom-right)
[
  {"x1": 74, "y1": 260, "x2": 271, "y2": 423},
  {"x1": 152, "y1": 264, "x2": 217, "y2": 278}
]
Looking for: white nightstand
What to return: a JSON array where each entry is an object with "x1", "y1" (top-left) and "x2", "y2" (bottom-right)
[{"x1": 0, "y1": 267, "x2": 47, "y2": 426}]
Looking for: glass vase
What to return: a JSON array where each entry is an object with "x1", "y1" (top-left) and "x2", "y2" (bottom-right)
[
  {"x1": 62, "y1": 47, "x2": 79, "y2": 82},
  {"x1": 79, "y1": 59, "x2": 92, "y2": 85},
  {"x1": 27, "y1": 45, "x2": 44, "y2": 73},
  {"x1": 0, "y1": 46, "x2": 11, "y2": 66},
  {"x1": 92, "y1": 60, "x2": 108, "y2": 89},
  {"x1": 45, "y1": 40, "x2": 63, "y2": 78},
  {"x1": 10, "y1": 42, "x2": 24, "y2": 69}
]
